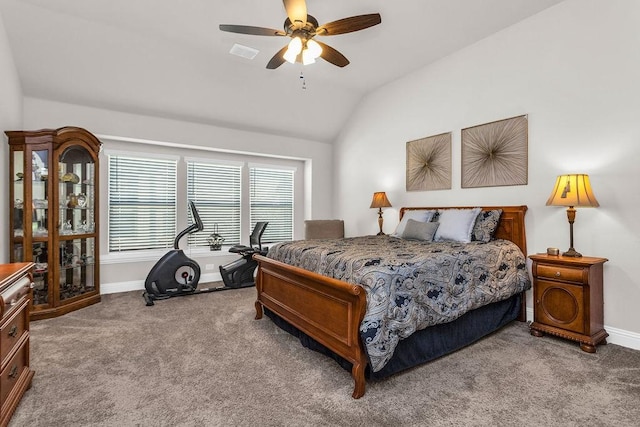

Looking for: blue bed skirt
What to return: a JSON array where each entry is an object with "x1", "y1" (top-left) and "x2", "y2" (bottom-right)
[{"x1": 264, "y1": 293, "x2": 522, "y2": 379}]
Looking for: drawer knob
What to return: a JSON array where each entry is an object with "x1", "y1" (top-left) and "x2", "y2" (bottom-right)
[
  {"x1": 8, "y1": 365, "x2": 18, "y2": 380},
  {"x1": 8, "y1": 325, "x2": 18, "y2": 337},
  {"x1": 555, "y1": 271, "x2": 561, "y2": 277}
]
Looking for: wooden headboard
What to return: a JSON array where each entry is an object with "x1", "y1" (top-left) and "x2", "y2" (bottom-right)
[{"x1": 399, "y1": 205, "x2": 528, "y2": 255}]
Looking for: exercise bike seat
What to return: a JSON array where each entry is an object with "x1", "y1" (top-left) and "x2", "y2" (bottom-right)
[
  {"x1": 230, "y1": 222, "x2": 269, "y2": 254},
  {"x1": 229, "y1": 244, "x2": 253, "y2": 254}
]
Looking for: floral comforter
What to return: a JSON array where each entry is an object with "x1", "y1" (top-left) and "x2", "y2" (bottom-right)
[{"x1": 267, "y1": 235, "x2": 531, "y2": 372}]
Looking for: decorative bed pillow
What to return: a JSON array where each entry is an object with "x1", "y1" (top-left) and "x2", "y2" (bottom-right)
[
  {"x1": 392, "y1": 210, "x2": 436, "y2": 237},
  {"x1": 402, "y1": 219, "x2": 439, "y2": 241},
  {"x1": 434, "y1": 207, "x2": 482, "y2": 243},
  {"x1": 472, "y1": 209, "x2": 503, "y2": 243}
]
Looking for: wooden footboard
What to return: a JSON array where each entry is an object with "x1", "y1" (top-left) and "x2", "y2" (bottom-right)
[{"x1": 253, "y1": 254, "x2": 369, "y2": 398}]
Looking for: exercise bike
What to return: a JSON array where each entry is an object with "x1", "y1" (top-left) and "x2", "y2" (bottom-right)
[
  {"x1": 143, "y1": 200, "x2": 207, "y2": 306},
  {"x1": 143, "y1": 202, "x2": 270, "y2": 306},
  {"x1": 219, "y1": 221, "x2": 268, "y2": 289}
]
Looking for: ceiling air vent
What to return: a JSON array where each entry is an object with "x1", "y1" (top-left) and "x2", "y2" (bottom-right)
[{"x1": 229, "y1": 43, "x2": 259, "y2": 60}]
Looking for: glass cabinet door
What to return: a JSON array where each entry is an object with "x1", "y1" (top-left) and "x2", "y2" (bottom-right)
[
  {"x1": 12, "y1": 148, "x2": 52, "y2": 306},
  {"x1": 31, "y1": 148, "x2": 52, "y2": 306},
  {"x1": 12, "y1": 149, "x2": 25, "y2": 262},
  {"x1": 57, "y1": 145, "x2": 96, "y2": 302}
]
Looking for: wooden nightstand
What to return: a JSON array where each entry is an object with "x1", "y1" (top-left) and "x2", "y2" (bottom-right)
[{"x1": 529, "y1": 254, "x2": 608, "y2": 353}]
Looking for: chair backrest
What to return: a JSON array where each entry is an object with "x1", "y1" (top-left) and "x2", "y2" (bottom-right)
[
  {"x1": 304, "y1": 220, "x2": 345, "y2": 240},
  {"x1": 250, "y1": 222, "x2": 269, "y2": 250}
]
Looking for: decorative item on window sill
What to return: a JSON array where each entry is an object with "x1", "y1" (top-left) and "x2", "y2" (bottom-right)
[{"x1": 207, "y1": 224, "x2": 225, "y2": 251}]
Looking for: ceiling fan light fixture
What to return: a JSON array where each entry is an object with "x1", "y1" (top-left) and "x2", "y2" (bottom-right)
[
  {"x1": 306, "y1": 39, "x2": 322, "y2": 59},
  {"x1": 302, "y1": 48, "x2": 316, "y2": 65},
  {"x1": 284, "y1": 36, "x2": 302, "y2": 63}
]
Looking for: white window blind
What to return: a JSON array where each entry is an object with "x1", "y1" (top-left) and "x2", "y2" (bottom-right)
[
  {"x1": 108, "y1": 155, "x2": 177, "y2": 252},
  {"x1": 187, "y1": 161, "x2": 242, "y2": 247},
  {"x1": 249, "y1": 167, "x2": 294, "y2": 243}
]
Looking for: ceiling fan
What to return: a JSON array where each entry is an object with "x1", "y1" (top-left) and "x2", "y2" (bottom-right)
[{"x1": 219, "y1": 0, "x2": 381, "y2": 69}]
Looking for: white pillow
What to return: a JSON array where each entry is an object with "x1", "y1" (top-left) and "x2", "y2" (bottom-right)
[
  {"x1": 434, "y1": 208, "x2": 482, "y2": 243},
  {"x1": 392, "y1": 210, "x2": 436, "y2": 237}
]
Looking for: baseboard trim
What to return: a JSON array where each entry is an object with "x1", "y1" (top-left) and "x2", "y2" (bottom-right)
[
  {"x1": 526, "y1": 307, "x2": 640, "y2": 351},
  {"x1": 100, "y1": 272, "x2": 223, "y2": 295}
]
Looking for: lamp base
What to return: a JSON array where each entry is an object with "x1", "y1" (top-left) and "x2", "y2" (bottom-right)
[{"x1": 562, "y1": 248, "x2": 583, "y2": 257}]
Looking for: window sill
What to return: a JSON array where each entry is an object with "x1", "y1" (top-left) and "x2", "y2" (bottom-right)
[{"x1": 102, "y1": 246, "x2": 237, "y2": 264}]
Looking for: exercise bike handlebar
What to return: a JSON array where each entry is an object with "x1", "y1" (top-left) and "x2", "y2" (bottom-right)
[{"x1": 174, "y1": 200, "x2": 205, "y2": 249}]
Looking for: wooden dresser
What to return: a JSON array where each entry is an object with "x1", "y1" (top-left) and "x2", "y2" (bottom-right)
[{"x1": 0, "y1": 262, "x2": 35, "y2": 427}]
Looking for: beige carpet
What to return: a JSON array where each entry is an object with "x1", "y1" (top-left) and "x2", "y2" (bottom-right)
[{"x1": 9, "y1": 287, "x2": 640, "y2": 426}]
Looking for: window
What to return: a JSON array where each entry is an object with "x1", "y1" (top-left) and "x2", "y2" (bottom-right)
[
  {"x1": 186, "y1": 160, "x2": 242, "y2": 247},
  {"x1": 108, "y1": 154, "x2": 177, "y2": 252},
  {"x1": 249, "y1": 166, "x2": 294, "y2": 243}
]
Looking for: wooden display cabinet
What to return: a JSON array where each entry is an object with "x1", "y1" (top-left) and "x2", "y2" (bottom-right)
[
  {"x1": 6, "y1": 127, "x2": 101, "y2": 320},
  {"x1": 529, "y1": 253, "x2": 608, "y2": 353}
]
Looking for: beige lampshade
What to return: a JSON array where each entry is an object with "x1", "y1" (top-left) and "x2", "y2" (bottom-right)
[
  {"x1": 546, "y1": 174, "x2": 599, "y2": 208},
  {"x1": 370, "y1": 192, "x2": 392, "y2": 209}
]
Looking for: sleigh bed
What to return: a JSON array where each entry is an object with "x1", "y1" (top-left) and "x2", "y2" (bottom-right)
[{"x1": 253, "y1": 205, "x2": 529, "y2": 398}]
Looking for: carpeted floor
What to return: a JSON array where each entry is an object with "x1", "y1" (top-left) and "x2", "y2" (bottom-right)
[{"x1": 9, "y1": 286, "x2": 640, "y2": 426}]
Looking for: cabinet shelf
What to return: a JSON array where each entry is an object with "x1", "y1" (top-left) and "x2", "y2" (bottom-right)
[{"x1": 6, "y1": 127, "x2": 101, "y2": 321}]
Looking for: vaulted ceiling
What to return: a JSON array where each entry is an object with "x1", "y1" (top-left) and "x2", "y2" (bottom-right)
[{"x1": 0, "y1": 0, "x2": 564, "y2": 143}]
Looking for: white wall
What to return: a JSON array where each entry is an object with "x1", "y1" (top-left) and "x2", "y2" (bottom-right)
[
  {"x1": 334, "y1": 0, "x2": 640, "y2": 342},
  {"x1": 0, "y1": 10, "x2": 23, "y2": 263},
  {"x1": 22, "y1": 98, "x2": 334, "y2": 292}
]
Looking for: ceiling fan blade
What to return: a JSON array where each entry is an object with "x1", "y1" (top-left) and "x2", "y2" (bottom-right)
[
  {"x1": 266, "y1": 45, "x2": 289, "y2": 69},
  {"x1": 316, "y1": 13, "x2": 382, "y2": 36},
  {"x1": 315, "y1": 41, "x2": 349, "y2": 67},
  {"x1": 282, "y1": 0, "x2": 307, "y2": 29},
  {"x1": 219, "y1": 24, "x2": 286, "y2": 36}
]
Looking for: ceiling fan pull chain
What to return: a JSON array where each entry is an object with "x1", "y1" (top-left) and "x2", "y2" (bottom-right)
[{"x1": 300, "y1": 71, "x2": 306, "y2": 90}]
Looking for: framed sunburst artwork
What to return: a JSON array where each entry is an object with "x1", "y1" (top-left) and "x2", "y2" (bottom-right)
[
  {"x1": 461, "y1": 115, "x2": 528, "y2": 188},
  {"x1": 406, "y1": 132, "x2": 452, "y2": 191}
]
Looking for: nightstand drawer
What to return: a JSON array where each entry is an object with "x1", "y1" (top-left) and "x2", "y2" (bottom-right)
[{"x1": 535, "y1": 264, "x2": 585, "y2": 283}]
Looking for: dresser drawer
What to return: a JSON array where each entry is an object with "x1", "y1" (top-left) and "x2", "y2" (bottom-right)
[
  {"x1": 0, "y1": 338, "x2": 28, "y2": 405},
  {"x1": 0, "y1": 276, "x2": 31, "y2": 319},
  {"x1": 535, "y1": 264, "x2": 585, "y2": 283},
  {"x1": 0, "y1": 300, "x2": 28, "y2": 364}
]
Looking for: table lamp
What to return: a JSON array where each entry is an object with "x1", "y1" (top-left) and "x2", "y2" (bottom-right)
[
  {"x1": 370, "y1": 192, "x2": 392, "y2": 235},
  {"x1": 546, "y1": 174, "x2": 599, "y2": 257}
]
